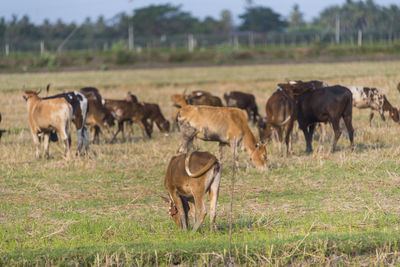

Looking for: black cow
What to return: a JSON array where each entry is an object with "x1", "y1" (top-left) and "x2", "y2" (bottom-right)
[
  {"x1": 223, "y1": 91, "x2": 259, "y2": 124},
  {"x1": 297, "y1": 85, "x2": 354, "y2": 153}
]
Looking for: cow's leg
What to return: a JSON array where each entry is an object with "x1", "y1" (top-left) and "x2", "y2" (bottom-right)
[
  {"x1": 59, "y1": 125, "x2": 70, "y2": 158},
  {"x1": 379, "y1": 109, "x2": 386, "y2": 121},
  {"x1": 111, "y1": 121, "x2": 123, "y2": 142},
  {"x1": 192, "y1": 194, "x2": 207, "y2": 233},
  {"x1": 319, "y1": 123, "x2": 327, "y2": 143},
  {"x1": 219, "y1": 144, "x2": 224, "y2": 162},
  {"x1": 285, "y1": 119, "x2": 295, "y2": 155},
  {"x1": 83, "y1": 127, "x2": 89, "y2": 152},
  {"x1": 275, "y1": 126, "x2": 283, "y2": 156},
  {"x1": 43, "y1": 133, "x2": 50, "y2": 159},
  {"x1": 209, "y1": 167, "x2": 222, "y2": 230},
  {"x1": 76, "y1": 128, "x2": 83, "y2": 154},
  {"x1": 137, "y1": 119, "x2": 151, "y2": 138},
  {"x1": 32, "y1": 132, "x2": 41, "y2": 159},
  {"x1": 302, "y1": 123, "x2": 315, "y2": 153},
  {"x1": 343, "y1": 115, "x2": 355, "y2": 151},
  {"x1": 369, "y1": 112, "x2": 374, "y2": 126},
  {"x1": 188, "y1": 201, "x2": 196, "y2": 224},
  {"x1": 331, "y1": 119, "x2": 342, "y2": 152}
]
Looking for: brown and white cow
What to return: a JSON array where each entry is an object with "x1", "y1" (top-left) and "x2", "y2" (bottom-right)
[
  {"x1": 177, "y1": 105, "x2": 267, "y2": 169},
  {"x1": 223, "y1": 91, "x2": 259, "y2": 124},
  {"x1": 162, "y1": 151, "x2": 222, "y2": 232},
  {"x1": 44, "y1": 89, "x2": 89, "y2": 154},
  {"x1": 348, "y1": 86, "x2": 399, "y2": 125},
  {"x1": 23, "y1": 89, "x2": 72, "y2": 159}
]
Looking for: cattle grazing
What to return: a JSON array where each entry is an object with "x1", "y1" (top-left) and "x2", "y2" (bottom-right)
[
  {"x1": 79, "y1": 87, "x2": 115, "y2": 143},
  {"x1": 162, "y1": 151, "x2": 222, "y2": 232},
  {"x1": 171, "y1": 93, "x2": 189, "y2": 131},
  {"x1": 297, "y1": 85, "x2": 354, "y2": 153},
  {"x1": 177, "y1": 105, "x2": 267, "y2": 169},
  {"x1": 348, "y1": 86, "x2": 399, "y2": 126},
  {"x1": 223, "y1": 91, "x2": 259, "y2": 124},
  {"x1": 23, "y1": 89, "x2": 72, "y2": 158},
  {"x1": 186, "y1": 90, "x2": 223, "y2": 107},
  {"x1": 44, "y1": 87, "x2": 89, "y2": 155},
  {"x1": 103, "y1": 99, "x2": 151, "y2": 141},
  {"x1": 141, "y1": 102, "x2": 170, "y2": 133},
  {"x1": 262, "y1": 87, "x2": 296, "y2": 155}
]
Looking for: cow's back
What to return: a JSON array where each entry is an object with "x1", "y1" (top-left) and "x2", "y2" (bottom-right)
[{"x1": 33, "y1": 98, "x2": 71, "y2": 130}]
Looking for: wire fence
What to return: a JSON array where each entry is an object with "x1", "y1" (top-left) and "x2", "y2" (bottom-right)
[{"x1": 1, "y1": 29, "x2": 400, "y2": 55}]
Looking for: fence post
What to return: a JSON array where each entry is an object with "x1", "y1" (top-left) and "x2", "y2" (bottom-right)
[
  {"x1": 358, "y1": 30, "x2": 362, "y2": 47},
  {"x1": 248, "y1": 31, "x2": 254, "y2": 48},
  {"x1": 40, "y1": 41, "x2": 45, "y2": 55},
  {"x1": 5, "y1": 44, "x2": 9, "y2": 56},
  {"x1": 128, "y1": 24, "x2": 134, "y2": 50},
  {"x1": 233, "y1": 35, "x2": 239, "y2": 50},
  {"x1": 335, "y1": 14, "x2": 340, "y2": 44},
  {"x1": 188, "y1": 34, "x2": 195, "y2": 52}
]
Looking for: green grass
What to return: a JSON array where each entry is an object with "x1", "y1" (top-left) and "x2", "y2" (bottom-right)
[{"x1": 1, "y1": 61, "x2": 400, "y2": 265}]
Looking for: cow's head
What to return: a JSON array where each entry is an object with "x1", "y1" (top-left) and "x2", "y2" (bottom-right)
[
  {"x1": 23, "y1": 88, "x2": 41, "y2": 101},
  {"x1": 251, "y1": 142, "x2": 268, "y2": 170},
  {"x1": 160, "y1": 195, "x2": 190, "y2": 229},
  {"x1": 390, "y1": 107, "x2": 400, "y2": 122},
  {"x1": 161, "y1": 120, "x2": 170, "y2": 133}
]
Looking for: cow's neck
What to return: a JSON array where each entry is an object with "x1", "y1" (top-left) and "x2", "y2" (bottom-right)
[
  {"x1": 27, "y1": 96, "x2": 40, "y2": 113},
  {"x1": 242, "y1": 129, "x2": 257, "y2": 154}
]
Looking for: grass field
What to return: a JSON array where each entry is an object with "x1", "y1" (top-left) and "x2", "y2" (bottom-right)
[{"x1": 1, "y1": 61, "x2": 400, "y2": 265}]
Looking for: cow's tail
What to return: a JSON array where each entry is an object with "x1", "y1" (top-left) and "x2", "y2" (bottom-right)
[
  {"x1": 397, "y1": 82, "x2": 400, "y2": 94},
  {"x1": 184, "y1": 151, "x2": 217, "y2": 178}
]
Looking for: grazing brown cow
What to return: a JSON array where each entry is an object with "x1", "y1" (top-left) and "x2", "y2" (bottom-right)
[
  {"x1": 23, "y1": 89, "x2": 72, "y2": 158},
  {"x1": 141, "y1": 102, "x2": 170, "y2": 133},
  {"x1": 177, "y1": 105, "x2": 267, "y2": 169},
  {"x1": 171, "y1": 93, "x2": 189, "y2": 131},
  {"x1": 162, "y1": 151, "x2": 222, "y2": 232},
  {"x1": 103, "y1": 99, "x2": 151, "y2": 141},
  {"x1": 85, "y1": 98, "x2": 115, "y2": 143},
  {"x1": 223, "y1": 91, "x2": 259, "y2": 124},
  {"x1": 262, "y1": 87, "x2": 296, "y2": 155},
  {"x1": 186, "y1": 90, "x2": 223, "y2": 107},
  {"x1": 297, "y1": 85, "x2": 354, "y2": 153},
  {"x1": 80, "y1": 87, "x2": 115, "y2": 143}
]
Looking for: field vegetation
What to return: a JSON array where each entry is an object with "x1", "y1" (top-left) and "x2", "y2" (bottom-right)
[{"x1": 1, "y1": 61, "x2": 400, "y2": 265}]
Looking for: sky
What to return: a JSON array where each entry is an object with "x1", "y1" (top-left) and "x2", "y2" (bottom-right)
[{"x1": 1, "y1": 0, "x2": 398, "y2": 25}]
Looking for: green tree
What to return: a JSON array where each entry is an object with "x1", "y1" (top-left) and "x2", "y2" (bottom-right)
[
  {"x1": 239, "y1": 6, "x2": 287, "y2": 32},
  {"x1": 289, "y1": 4, "x2": 305, "y2": 28}
]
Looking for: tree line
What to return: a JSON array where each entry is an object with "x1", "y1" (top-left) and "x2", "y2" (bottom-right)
[{"x1": 1, "y1": 0, "x2": 400, "y2": 51}]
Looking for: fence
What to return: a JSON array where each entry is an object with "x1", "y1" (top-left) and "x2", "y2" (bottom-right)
[{"x1": 1, "y1": 29, "x2": 400, "y2": 55}]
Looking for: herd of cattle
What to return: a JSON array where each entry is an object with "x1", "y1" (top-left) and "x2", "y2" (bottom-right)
[{"x1": 1, "y1": 80, "x2": 400, "y2": 231}]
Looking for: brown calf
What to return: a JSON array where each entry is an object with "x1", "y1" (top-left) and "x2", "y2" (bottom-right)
[
  {"x1": 162, "y1": 151, "x2": 222, "y2": 232},
  {"x1": 141, "y1": 102, "x2": 170, "y2": 133},
  {"x1": 103, "y1": 99, "x2": 151, "y2": 141},
  {"x1": 80, "y1": 87, "x2": 114, "y2": 143},
  {"x1": 23, "y1": 89, "x2": 72, "y2": 158},
  {"x1": 177, "y1": 105, "x2": 267, "y2": 169}
]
